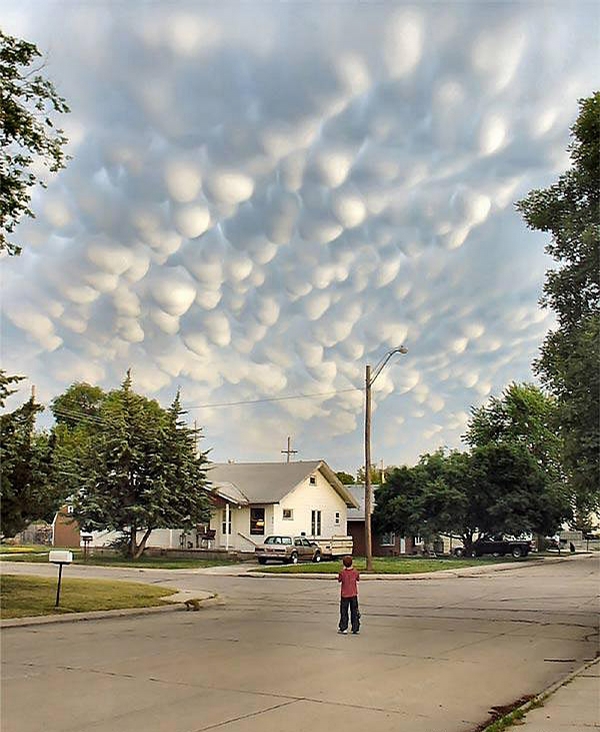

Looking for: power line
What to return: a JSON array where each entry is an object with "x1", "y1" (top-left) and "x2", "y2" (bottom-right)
[
  {"x1": 38, "y1": 386, "x2": 362, "y2": 426},
  {"x1": 182, "y1": 387, "x2": 360, "y2": 410}
]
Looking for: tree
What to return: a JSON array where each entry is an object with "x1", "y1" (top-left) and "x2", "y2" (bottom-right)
[
  {"x1": 335, "y1": 470, "x2": 356, "y2": 485},
  {"x1": 51, "y1": 382, "x2": 106, "y2": 428},
  {"x1": 0, "y1": 394, "x2": 61, "y2": 538},
  {"x1": 71, "y1": 373, "x2": 211, "y2": 558},
  {"x1": 373, "y1": 444, "x2": 568, "y2": 555},
  {"x1": 1, "y1": 30, "x2": 70, "y2": 256},
  {"x1": 0, "y1": 368, "x2": 24, "y2": 407},
  {"x1": 373, "y1": 451, "x2": 468, "y2": 547},
  {"x1": 516, "y1": 92, "x2": 600, "y2": 517},
  {"x1": 356, "y1": 464, "x2": 383, "y2": 484},
  {"x1": 464, "y1": 382, "x2": 562, "y2": 477}
]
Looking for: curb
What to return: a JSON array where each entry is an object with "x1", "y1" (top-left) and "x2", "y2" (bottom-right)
[
  {"x1": 479, "y1": 656, "x2": 600, "y2": 732},
  {"x1": 0, "y1": 593, "x2": 219, "y2": 629}
]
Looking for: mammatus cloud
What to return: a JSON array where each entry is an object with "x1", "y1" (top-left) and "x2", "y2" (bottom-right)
[{"x1": 1, "y1": 2, "x2": 597, "y2": 470}]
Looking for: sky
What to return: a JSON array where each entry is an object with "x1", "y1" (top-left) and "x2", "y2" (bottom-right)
[{"x1": 1, "y1": 1, "x2": 598, "y2": 474}]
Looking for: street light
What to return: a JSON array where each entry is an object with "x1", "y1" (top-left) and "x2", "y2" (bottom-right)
[{"x1": 364, "y1": 346, "x2": 408, "y2": 572}]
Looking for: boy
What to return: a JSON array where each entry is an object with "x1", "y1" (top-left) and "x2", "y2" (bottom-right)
[{"x1": 337, "y1": 555, "x2": 360, "y2": 634}]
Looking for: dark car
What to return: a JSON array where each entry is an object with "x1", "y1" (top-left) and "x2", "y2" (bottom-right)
[{"x1": 453, "y1": 538, "x2": 531, "y2": 559}]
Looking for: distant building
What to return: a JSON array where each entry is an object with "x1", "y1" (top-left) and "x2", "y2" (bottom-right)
[
  {"x1": 346, "y1": 484, "x2": 416, "y2": 556},
  {"x1": 52, "y1": 503, "x2": 80, "y2": 548}
]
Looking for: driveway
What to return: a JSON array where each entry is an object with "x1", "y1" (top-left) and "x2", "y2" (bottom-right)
[{"x1": 1, "y1": 555, "x2": 598, "y2": 732}]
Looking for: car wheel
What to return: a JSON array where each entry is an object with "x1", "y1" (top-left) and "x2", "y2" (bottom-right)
[
  {"x1": 512, "y1": 546, "x2": 523, "y2": 558},
  {"x1": 289, "y1": 552, "x2": 299, "y2": 564},
  {"x1": 313, "y1": 551, "x2": 321, "y2": 563},
  {"x1": 470, "y1": 551, "x2": 478, "y2": 558},
  {"x1": 258, "y1": 558, "x2": 267, "y2": 565},
  {"x1": 454, "y1": 547, "x2": 464, "y2": 558}
]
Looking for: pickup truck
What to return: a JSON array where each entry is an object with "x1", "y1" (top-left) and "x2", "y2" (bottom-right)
[{"x1": 453, "y1": 538, "x2": 532, "y2": 558}]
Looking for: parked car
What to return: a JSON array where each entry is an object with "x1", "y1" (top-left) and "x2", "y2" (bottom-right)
[
  {"x1": 255, "y1": 535, "x2": 322, "y2": 565},
  {"x1": 453, "y1": 538, "x2": 532, "y2": 559}
]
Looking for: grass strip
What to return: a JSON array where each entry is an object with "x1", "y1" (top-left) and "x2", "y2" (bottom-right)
[
  {"x1": 256, "y1": 556, "x2": 511, "y2": 574},
  {"x1": 1, "y1": 574, "x2": 176, "y2": 618},
  {"x1": 0, "y1": 550, "x2": 242, "y2": 570}
]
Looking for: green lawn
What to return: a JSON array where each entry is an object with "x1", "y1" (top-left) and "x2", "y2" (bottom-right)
[
  {"x1": 0, "y1": 574, "x2": 177, "y2": 618},
  {"x1": 256, "y1": 556, "x2": 519, "y2": 574},
  {"x1": 0, "y1": 549, "x2": 243, "y2": 570},
  {"x1": 0, "y1": 544, "x2": 48, "y2": 554}
]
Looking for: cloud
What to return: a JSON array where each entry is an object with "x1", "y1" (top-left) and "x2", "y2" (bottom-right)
[{"x1": 2, "y1": 1, "x2": 597, "y2": 469}]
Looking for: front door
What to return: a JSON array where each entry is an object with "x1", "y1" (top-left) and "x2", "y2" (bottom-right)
[{"x1": 250, "y1": 507, "x2": 265, "y2": 537}]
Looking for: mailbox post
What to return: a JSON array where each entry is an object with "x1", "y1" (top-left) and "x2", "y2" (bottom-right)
[
  {"x1": 49, "y1": 550, "x2": 73, "y2": 607},
  {"x1": 81, "y1": 535, "x2": 93, "y2": 560}
]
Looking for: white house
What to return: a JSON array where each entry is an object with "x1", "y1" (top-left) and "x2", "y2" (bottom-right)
[{"x1": 205, "y1": 460, "x2": 359, "y2": 553}]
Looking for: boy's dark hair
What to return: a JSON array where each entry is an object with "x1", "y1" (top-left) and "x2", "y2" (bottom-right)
[{"x1": 342, "y1": 555, "x2": 353, "y2": 568}]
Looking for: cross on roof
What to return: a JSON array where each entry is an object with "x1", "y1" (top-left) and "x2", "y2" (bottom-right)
[{"x1": 281, "y1": 436, "x2": 298, "y2": 463}]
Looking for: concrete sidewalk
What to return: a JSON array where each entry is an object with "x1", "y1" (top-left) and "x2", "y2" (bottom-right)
[{"x1": 508, "y1": 657, "x2": 599, "y2": 732}]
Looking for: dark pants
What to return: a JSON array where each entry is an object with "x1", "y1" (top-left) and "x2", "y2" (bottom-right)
[{"x1": 339, "y1": 596, "x2": 360, "y2": 632}]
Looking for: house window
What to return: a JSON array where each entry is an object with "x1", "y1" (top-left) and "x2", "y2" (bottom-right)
[
  {"x1": 309, "y1": 475, "x2": 317, "y2": 485},
  {"x1": 250, "y1": 507, "x2": 265, "y2": 535},
  {"x1": 311, "y1": 510, "x2": 322, "y2": 536},
  {"x1": 334, "y1": 512, "x2": 340, "y2": 526},
  {"x1": 221, "y1": 509, "x2": 232, "y2": 535},
  {"x1": 282, "y1": 508, "x2": 293, "y2": 520},
  {"x1": 380, "y1": 531, "x2": 396, "y2": 546}
]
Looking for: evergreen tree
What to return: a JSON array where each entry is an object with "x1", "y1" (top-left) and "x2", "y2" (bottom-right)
[
  {"x1": 0, "y1": 394, "x2": 60, "y2": 537},
  {"x1": 72, "y1": 373, "x2": 211, "y2": 558}
]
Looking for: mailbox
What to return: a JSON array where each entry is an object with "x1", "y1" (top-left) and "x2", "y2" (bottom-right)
[{"x1": 49, "y1": 550, "x2": 73, "y2": 564}]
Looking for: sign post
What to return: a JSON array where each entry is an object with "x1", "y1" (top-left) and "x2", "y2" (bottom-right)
[{"x1": 49, "y1": 550, "x2": 73, "y2": 608}]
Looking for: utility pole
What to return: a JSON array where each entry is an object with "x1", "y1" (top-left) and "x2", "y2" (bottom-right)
[
  {"x1": 281, "y1": 436, "x2": 298, "y2": 463},
  {"x1": 365, "y1": 365, "x2": 373, "y2": 571},
  {"x1": 364, "y1": 346, "x2": 407, "y2": 572}
]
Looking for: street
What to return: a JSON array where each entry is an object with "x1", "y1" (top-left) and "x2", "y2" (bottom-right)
[{"x1": 2, "y1": 555, "x2": 598, "y2": 732}]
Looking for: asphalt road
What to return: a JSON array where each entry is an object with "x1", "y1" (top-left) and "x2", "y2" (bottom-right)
[{"x1": 2, "y1": 555, "x2": 598, "y2": 732}]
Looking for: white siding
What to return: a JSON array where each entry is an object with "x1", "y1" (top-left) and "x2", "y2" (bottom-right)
[
  {"x1": 276, "y1": 469, "x2": 348, "y2": 538},
  {"x1": 88, "y1": 528, "x2": 182, "y2": 549},
  {"x1": 211, "y1": 505, "x2": 274, "y2": 552}
]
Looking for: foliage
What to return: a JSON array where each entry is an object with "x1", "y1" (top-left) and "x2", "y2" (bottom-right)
[
  {"x1": 1, "y1": 31, "x2": 70, "y2": 255},
  {"x1": 335, "y1": 470, "x2": 356, "y2": 484},
  {"x1": 516, "y1": 92, "x2": 600, "y2": 517},
  {"x1": 0, "y1": 369, "x2": 25, "y2": 407},
  {"x1": 0, "y1": 394, "x2": 62, "y2": 538},
  {"x1": 356, "y1": 464, "x2": 383, "y2": 484},
  {"x1": 464, "y1": 382, "x2": 561, "y2": 473},
  {"x1": 373, "y1": 443, "x2": 568, "y2": 554},
  {"x1": 51, "y1": 382, "x2": 106, "y2": 428},
  {"x1": 59, "y1": 372, "x2": 212, "y2": 558}
]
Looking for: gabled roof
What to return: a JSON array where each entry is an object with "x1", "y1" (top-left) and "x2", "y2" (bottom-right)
[
  {"x1": 207, "y1": 460, "x2": 359, "y2": 508},
  {"x1": 346, "y1": 484, "x2": 381, "y2": 521}
]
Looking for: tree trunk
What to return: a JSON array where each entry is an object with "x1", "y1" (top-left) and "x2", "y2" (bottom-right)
[
  {"x1": 129, "y1": 525, "x2": 137, "y2": 559},
  {"x1": 132, "y1": 527, "x2": 153, "y2": 559}
]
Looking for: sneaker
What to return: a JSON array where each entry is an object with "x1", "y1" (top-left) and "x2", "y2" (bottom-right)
[
  {"x1": 352, "y1": 630, "x2": 360, "y2": 634},
  {"x1": 338, "y1": 629, "x2": 348, "y2": 634}
]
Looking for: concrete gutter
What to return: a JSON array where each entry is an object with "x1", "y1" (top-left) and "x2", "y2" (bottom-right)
[
  {"x1": 0, "y1": 590, "x2": 218, "y2": 629},
  {"x1": 480, "y1": 656, "x2": 600, "y2": 732}
]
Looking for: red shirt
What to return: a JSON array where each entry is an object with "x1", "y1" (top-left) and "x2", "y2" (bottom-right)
[{"x1": 337, "y1": 567, "x2": 360, "y2": 598}]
